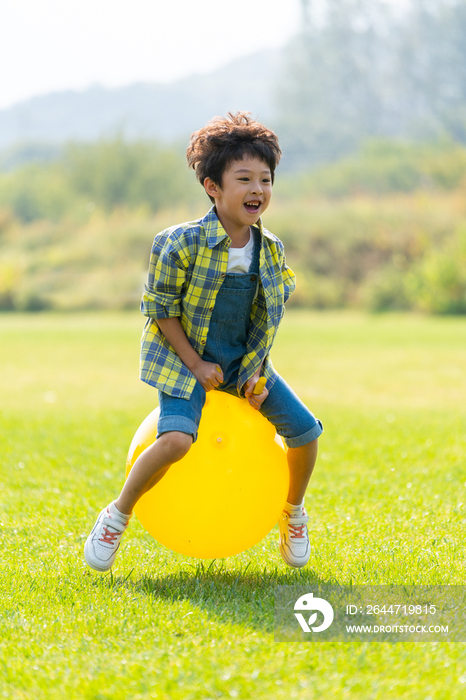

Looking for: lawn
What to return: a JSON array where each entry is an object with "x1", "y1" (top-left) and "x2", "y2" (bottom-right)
[{"x1": 1, "y1": 310, "x2": 465, "y2": 699}]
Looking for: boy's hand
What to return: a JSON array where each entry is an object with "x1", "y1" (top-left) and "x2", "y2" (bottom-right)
[
  {"x1": 244, "y1": 374, "x2": 268, "y2": 410},
  {"x1": 192, "y1": 361, "x2": 224, "y2": 392}
]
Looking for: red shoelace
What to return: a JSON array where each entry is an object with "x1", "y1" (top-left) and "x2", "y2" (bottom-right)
[
  {"x1": 289, "y1": 523, "x2": 306, "y2": 538},
  {"x1": 285, "y1": 510, "x2": 307, "y2": 539},
  {"x1": 99, "y1": 526, "x2": 120, "y2": 545}
]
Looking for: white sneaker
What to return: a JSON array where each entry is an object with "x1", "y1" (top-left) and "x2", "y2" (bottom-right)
[
  {"x1": 278, "y1": 504, "x2": 310, "y2": 568},
  {"x1": 84, "y1": 503, "x2": 130, "y2": 572}
]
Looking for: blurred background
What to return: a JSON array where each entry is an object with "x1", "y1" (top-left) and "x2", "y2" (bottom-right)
[{"x1": 1, "y1": 0, "x2": 466, "y2": 315}]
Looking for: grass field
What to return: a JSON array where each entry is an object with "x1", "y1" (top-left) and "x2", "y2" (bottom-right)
[{"x1": 1, "y1": 310, "x2": 466, "y2": 699}]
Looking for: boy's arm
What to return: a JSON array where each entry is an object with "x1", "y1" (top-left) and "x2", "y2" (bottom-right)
[{"x1": 156, "y1": 317, "x2": 224, "y2": 392}]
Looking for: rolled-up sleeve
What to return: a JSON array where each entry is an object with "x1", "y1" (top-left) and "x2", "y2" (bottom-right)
[
  {"x1": 141, "y1": 233, "x2": 190, "y2": 319},
  {"x1": 282, "y1": 254, "x2": 296, "y2": 304}
]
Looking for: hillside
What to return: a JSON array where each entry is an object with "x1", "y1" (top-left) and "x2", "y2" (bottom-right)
[{"x1": 0, "y1": 49, "x2": 280, "y2": 161}]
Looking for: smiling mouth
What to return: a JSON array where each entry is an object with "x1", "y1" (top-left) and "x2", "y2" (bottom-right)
[{"x1": 244, "y1": 201, "x2": 261, "y2": 213}]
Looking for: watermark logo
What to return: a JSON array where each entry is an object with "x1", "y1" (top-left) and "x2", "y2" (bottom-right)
[
  {"x1": 294, "y1": 592, "x2": 334, "y2": 633},
  {"x1": 276, "y1": 585, "x2": 464, "y2": 642}
]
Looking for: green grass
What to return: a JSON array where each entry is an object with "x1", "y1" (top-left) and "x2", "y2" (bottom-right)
[{"x1": 1, "y1": 310, "x2": 466, "y2": 699}]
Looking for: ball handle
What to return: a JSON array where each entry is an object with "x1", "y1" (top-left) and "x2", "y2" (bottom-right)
[{"x1": 253, "y1": 377, "x2": 267, "y2": 395}]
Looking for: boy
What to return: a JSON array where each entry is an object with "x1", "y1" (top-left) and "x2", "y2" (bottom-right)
[{"x1": 84, "y1": 112, "x2": 323, "y2": 571}]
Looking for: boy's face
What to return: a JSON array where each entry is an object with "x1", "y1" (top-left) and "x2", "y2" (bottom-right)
[{"x1": 204, "y1": 156, "x2": 273, "y2": 231}]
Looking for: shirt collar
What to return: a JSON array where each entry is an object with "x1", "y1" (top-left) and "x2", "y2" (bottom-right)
[
  {"x1": 200, "y1": 206, "x2": 273, "y2": 248},
  {"x1": 200, "y1": 207, "x2": 230, "y2": 249}
]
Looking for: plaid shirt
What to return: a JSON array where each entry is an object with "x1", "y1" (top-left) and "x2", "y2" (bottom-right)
[{"x1": 140, "y1": 207, "x2": 296, "y2": 398}]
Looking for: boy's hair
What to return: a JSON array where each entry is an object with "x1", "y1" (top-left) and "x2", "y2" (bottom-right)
[{"x1": 186, "y1": 111, "x2": 281, "y2": 201}]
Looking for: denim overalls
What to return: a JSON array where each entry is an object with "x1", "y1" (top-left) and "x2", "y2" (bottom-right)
[
  {"x1": 157, "y1": 231, "x2": 323, "y2": 447},
  {"x1": 202, "y1": 229, "x2": 261, "y2": 395}
]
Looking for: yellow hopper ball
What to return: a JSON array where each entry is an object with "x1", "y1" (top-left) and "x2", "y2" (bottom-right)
[{"x1": 125, "y1": 390, "x2": 289, "y2": 559}]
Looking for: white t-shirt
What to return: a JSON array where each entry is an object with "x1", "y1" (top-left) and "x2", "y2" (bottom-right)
[{"x1": 226, "y1": 230, "x2": 254, "y2": 274}]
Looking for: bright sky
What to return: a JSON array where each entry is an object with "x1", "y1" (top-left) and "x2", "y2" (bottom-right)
[{"x1": 0, "y1": 0, "x2": 302, "y2": 110}]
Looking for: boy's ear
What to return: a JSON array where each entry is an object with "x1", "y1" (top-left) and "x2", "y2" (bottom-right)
[{"x1": 203, "y1": 177, "x2": 220, "y2": 199}]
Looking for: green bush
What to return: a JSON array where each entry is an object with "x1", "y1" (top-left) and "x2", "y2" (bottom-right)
[
  {"x1": 361, "y1": 267, "x2": 412, "y2": 312},
  {"x1": 2, "y1": 137, "x2": 466, "y2": 314},
  {"x1": 0, "y1": 163, "x2": 76, "y2": 222},
  {"x1": 406, "y1": 225, "x2": 466, "y2": 314},
  {"x1": 276, "y1": 139, "x2": 466, "y2": 198},
  {"x1": 63, "y1": 138, "x2": 201, "y2": 212},
  {"x1": 0, "y1": 137, "x2": 205, "y2": 222}
]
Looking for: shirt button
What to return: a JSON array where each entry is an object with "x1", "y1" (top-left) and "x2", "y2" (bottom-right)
[
  {"x1": 250, "y1": 275, "x2": 257, "y2": 281},
  {"x1": 221, "y1": 273, "x2": 226, "y2": 278},
  {"x1": 200, "y1": 339, "x2": 206, "y2": 345},
  {"x1": 209, "y1": 307, "x2": 214, "y2": 312}
]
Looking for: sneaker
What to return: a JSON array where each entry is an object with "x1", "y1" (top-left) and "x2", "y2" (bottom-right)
[
  {"x1": 278, "y1": 504, "x2": 310, "y2": 568},
  {"x1": 84, "y1": 503, "x2": 130, "y2": 572}
]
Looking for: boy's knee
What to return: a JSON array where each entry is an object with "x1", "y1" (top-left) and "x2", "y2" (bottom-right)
[{"x1": 159, "y1": 431, "x2": 193, "y2": 462}]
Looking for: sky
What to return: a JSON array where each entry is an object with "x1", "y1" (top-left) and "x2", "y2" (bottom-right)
[{"x1": 0, "y1": 0, "x2": 302, "y2": 110}]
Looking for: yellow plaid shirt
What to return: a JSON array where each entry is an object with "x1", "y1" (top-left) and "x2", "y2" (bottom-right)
[{"x1": 140, "y1": 207, "x2": 296, "y2": 398}]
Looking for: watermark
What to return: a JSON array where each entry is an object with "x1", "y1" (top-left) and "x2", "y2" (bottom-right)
[{"x1": 274, "y1": 585, "x2": 466, "y2": 642}]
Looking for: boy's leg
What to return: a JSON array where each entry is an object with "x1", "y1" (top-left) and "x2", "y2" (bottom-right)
[
  {"x1": 258, "y1": 375, "x2": 323, "y2": 568},
  {"x1": 84, "y1": 383, "x2": 206, "y2": 572},
  {"x1": 84, "y1": 432, "x2": 192, "y2": 572},
  {"x1": 259, "y1": 374, "x2": 322, "y2": 499},
  {"x1": 286, "y1": 438, "x2": 319, "y2": 507},
  {"x1": 115, "y1": 431, "x2": 192, "y2": 515}
]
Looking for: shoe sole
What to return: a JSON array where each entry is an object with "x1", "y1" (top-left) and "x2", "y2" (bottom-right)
[
  {"x1": 83, "y1": 538, "x2": 116, "y2": 572},
  {"x1": 279, "y1": 543, "x2": 310, "y2": 568}
]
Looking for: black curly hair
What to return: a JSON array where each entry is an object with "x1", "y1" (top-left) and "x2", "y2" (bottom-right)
[{"x1": 186, "y1": 111, "x2": 281, "y2": 201}]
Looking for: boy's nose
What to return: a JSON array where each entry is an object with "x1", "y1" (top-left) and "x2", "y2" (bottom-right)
[{"x1": 251, "y1": 182, "x2": 263, "y2": 194}]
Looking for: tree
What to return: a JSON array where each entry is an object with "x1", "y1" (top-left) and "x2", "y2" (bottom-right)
[{"x1": 276, "y1": 0, "x2": 466, "y2": 168}]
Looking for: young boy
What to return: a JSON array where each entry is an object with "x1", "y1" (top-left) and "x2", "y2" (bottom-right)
[{"x1": 84, "y1": 112, "x2": 323, "y2": 571}]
